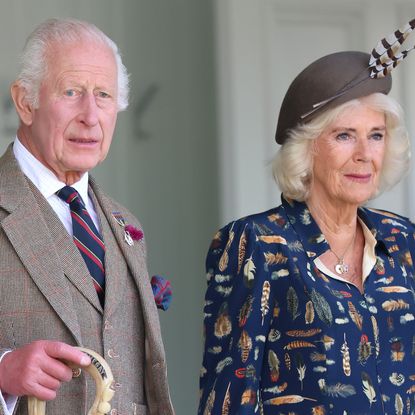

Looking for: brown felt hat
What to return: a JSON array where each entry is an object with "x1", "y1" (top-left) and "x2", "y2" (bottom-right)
[{"x1": 275, "y1": 51, "x2": 392, "y2": 144}]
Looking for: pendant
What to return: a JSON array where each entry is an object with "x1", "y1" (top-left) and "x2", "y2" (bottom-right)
[{"x1": 335, "y1": 260, "x2": 348, "y2": 275}]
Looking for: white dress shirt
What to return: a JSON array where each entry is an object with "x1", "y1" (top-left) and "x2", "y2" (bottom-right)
[
  {"x1": 13, "y1": 137, "x2": 100, "y2": 233},
  {"x1": 0, "y1": 137, "x2": 101, "y2": 415}
]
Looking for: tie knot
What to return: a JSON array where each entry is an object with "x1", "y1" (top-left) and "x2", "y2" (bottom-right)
[{"x1": 56, "y1": 186, "x2": 84, "y2": 207}]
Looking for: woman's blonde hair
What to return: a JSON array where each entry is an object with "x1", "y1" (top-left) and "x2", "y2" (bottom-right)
[{"x1": 272, "y1": 93, "x2": 410, "y2": 201}]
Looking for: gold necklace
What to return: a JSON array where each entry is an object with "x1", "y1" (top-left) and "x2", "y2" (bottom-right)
[{"x1": 330, "y1": 233, "x2": 356, "y2": 275}]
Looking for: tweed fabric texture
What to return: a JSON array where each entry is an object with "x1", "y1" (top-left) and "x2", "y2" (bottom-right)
[{"x1": 0, "y1": 145, "x2": 174, "y2": 415}]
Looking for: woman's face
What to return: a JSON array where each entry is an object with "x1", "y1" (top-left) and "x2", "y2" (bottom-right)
[{"x1": 310, "y1": 105, "x2": 386, "y2": 207}]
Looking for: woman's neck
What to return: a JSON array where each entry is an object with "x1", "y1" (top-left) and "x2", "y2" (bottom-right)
[
  {"x1": 306, "y1": 194, "x2": 364, "y2": 291},
  {"x1": 306, "y1": 195, "x2": 358, "y2": 241}
]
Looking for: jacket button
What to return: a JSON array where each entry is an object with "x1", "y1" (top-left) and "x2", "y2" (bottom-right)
[
  {"x1": 72, "y1": 368, "x2": 82, "y2": 378},
  {"x1": 107, "y1": 348, "x2": 119, "y2": 358}
]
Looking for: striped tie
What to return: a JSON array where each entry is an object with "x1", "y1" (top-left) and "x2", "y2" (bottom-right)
[{"x1": 57, "y1": 186, "x2": 105, "y2": 306}]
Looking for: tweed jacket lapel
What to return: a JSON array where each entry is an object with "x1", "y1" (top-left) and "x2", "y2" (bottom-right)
[
  {"x1": 0, "y1": 146, "x2": 83, "y2": 343},
  {"x1": 88, "y1": 188, "x2": 126, "y2": 317},
  {"x1": 88, "y1": 179, "x2": 159, "y2": 325},
  {"x1": 89, "y1": 178, "x2": 174, "y2": 413}
]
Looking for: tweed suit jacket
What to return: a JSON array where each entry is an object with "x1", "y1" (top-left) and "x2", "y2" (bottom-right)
[{"x1": 0, "y1": 146, "x2": 174, "y2": 415}]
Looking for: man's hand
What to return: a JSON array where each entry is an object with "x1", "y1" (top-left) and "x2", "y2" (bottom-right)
[{"x1": 0, "y1": 340, "x2": 91, "y2": 400}]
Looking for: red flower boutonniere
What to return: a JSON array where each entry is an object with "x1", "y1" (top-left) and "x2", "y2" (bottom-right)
[
  {"x1": 125, "y1": 225, "x2": 144, "y2": 241},
  {"x1": 112, "y1": 212, "x2": 144, "y2": 246},
  {"x1": 123, "y1": 224, "x2": 144, "y2": 246}
]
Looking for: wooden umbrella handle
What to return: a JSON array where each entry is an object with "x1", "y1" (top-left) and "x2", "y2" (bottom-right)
[{"x1": 27, "y1": 347, "x2": 115, "y2": 415}]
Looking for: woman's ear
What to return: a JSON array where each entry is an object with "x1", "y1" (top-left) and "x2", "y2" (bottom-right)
[{"x1": 10, "y1": 82, "x2": 34, "y2": 126}]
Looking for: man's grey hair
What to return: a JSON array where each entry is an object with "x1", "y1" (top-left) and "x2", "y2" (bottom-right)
[
  {"x1": 16, "y1": 18, "x2": 129, "y2": 111},
  {"x1": 272, "y1": 93, "x2": 410, "y2": 201}
]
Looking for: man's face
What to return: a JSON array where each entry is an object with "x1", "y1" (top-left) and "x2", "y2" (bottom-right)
[{"x1": 18, "y1": 39, "x2": 118, "y2": 183}]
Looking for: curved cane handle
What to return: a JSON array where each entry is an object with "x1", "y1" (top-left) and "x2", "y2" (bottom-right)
[{"x1": 28, "y1": 347, "x2": 115, "y2": 415}]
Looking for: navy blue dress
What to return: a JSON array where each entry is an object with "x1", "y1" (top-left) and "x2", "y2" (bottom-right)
[{"x1": 199, "y1": 196, "x2": 415, "y2": 415}]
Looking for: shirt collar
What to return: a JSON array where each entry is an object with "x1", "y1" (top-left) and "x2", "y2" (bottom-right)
[
  {"x1": 281, "y1": 195, "x2": 391, "y2": 258},
  {"x1": 13, "y1": 136, "x2": 90, "y2": 201},
  {"x1": 281, "y1": 195, "x2": 329, "y2": 259}
]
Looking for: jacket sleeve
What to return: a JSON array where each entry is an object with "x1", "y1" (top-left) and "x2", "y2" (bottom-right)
[{"x1": 198, "y1": 219, "x2": 272, "y2": 414}]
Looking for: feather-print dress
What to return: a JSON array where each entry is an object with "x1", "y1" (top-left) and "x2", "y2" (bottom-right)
[{"x1": 198, "y1": 196, "x2": 415, "y2": 415}]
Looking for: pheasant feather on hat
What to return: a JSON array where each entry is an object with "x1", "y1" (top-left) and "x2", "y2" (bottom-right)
[{"x1": 275, "y1": 18, "x2": 415, "y2": 144}]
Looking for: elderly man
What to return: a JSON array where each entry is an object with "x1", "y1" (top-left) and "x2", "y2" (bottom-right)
[{"x1": 0, "y1": 18, "x2": 174, "y2": 415}]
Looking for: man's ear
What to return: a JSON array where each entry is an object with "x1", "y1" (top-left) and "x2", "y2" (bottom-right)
[{"x1": 10, "y1": 82, "x2": 34, "y2": 126}]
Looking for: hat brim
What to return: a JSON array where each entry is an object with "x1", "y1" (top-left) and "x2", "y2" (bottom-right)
[{"x1": 275, "y1": 51, "x2": 392, "y2": 144}]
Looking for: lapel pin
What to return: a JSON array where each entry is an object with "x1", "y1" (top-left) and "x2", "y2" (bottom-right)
[
  {"x1": 112, "y1": 211, "x2": 126, "y2": 227},
  {"x1": 124, "y1": 230, "x2": 134, "y2": 246},
  {"x1": 112, "y1": 212, "x2": 144, "y2": 246}
]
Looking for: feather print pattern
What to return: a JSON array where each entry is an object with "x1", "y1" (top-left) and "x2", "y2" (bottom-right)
[
  {"x1": 216, "y1": 357, "x2": 233, "y2": 374},
  {"x1": 395, "y1": 393, "x2": 404, "y2": 415},
  {"x1": 382, "y1": 299, "x2": 409, "y2": 311},
  {"x1": 286, "y1": 328, "x2": 322, "y2": 337},
  {"x1": 377, "y1": 286, "x2": 410, "y2": 293},
  {"x1": 268, "y1": 328, "x2": 281, "y2": 342},
  {"x1": 341, "y1": 334, "x2": 351, "y2": 376},
  {"x1": 258, "y1": 235, "x2": 287, "y2": 244},
  {"x1": 218, "y1": 227, "x2": 234, "y2": 272},
  {"x1": 319, "y1": 379, "x2": 357, "y2": 398},
  {"x1": 357, "y1": 335, "x2": 373, "y2": 365},
  {"x1": 284, "y1": 352, "x2": 291, "y2": 370},
  {"x1": 268, "y1": 349, "x2": 280, "y2": 382},
  {"x1": 243, "y1": 255, "x2": 256, "y2": 288},
  {"x1": 301, "y1": 209, "x2": 312, "y2": 225},
  {"x1": 273, "y1": 301, "x2": 281, "y2": 318},
  {"x1": 264, "y1": 252, "x2": 288, "y2": 265},
  {"x1": 238, "y1": 330, "x2": 252, "y2": 363},
  {"x1": 295, "y1": 353, "x2": 306, "y2": 390},
  {"x1": 287, "y1": 286, "x2": 300, "y2": 321},
  {"x1": 371, "y1": 316, "x2": 380, "y2": 358},
  {"x1": 319, "y1": 335, "x2": 335, "y2": 351},
  {"x1": 260, "y1": 281, "x2": 271, "y2": 325},
  {"x1": 199, "y1": 197, "x2": 415, "y2": 414},
  {"x1": 214, "y1": 302, "x2": 232, "y2": 338},
  {"x1": 310, "y1": 289, "x2": 333, "y2": 326},
  {"x1": 361, "y1": 371, "x2": 376, "y2": 406},
  {"x1": 238, "y1": 295, "x2": 254, "y2": 327},
  {"x1": 284, "y1": 341, "x2": 316, "y2": 351},
  {"x1": 264, "y1": 395, "x2": 317, "y2": 405},
  {"x1": 240, "y1": 388, "x2": 256, "y2": 405},
  {"x1": 221, "y1": 383, "x2": 231, "y2": 415},
  {"x1": 204, "y1": 386, "x2": 216, "y2": 415},
  {"x1": 348, "y1": 301, "x2": 363, "y2": 330},
  {"x1": 311, "y1": 406, "x2": 326, "y2": 415},
  {"x1": 310, "y1": 352, "x2": 326, "y2": 362},
  {"x1": 237, "y1": 226, "x2": 247, "y2": 274},
  {"x1": 389, "y1": 372, "x2": 405, "y2": 386},
  {"x1": 271, "y1": 268, "x2": 290, "y2": 280},
  {"x1": 264, "y1": 382, "x2": 288, "y2": 394},
  {"x1": 305, "y1": 300, "x2": 315, "y2": 324}
]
